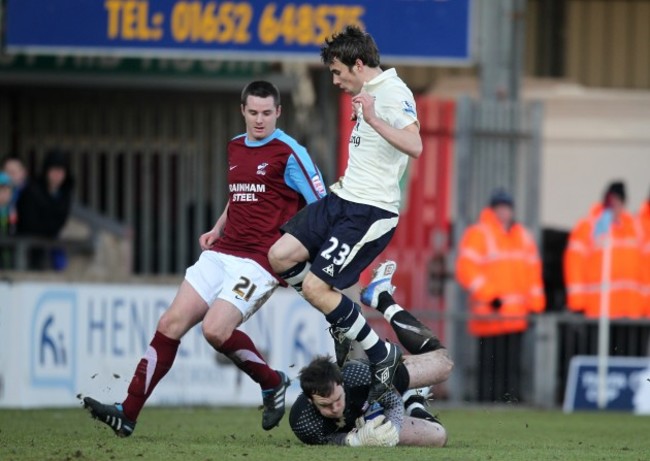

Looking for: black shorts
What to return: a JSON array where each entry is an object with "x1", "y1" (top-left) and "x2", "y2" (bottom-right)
[{"x1": 281, "y1": 193, "x2": 398, "y2": 290}]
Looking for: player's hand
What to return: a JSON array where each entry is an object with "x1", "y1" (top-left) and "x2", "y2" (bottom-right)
[
  {"x1": 351, "y1": 91, "x2": 377, "y2": 124},
  {"x1": 345, "y1": 415, "x2": 399, "y2": 447},
  {"x1": 365, "y1": 418, "x2": 399, "y2": 447},
  {"x1": 199, "y1": 229, "x2": 220, "y2": 250}
]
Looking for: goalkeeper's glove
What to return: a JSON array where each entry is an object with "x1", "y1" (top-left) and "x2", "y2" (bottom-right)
[{"x1": 344, "y1": 415, "x2": 400, "y2": 447}]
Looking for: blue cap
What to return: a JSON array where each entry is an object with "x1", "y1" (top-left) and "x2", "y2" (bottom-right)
[
  {"x1": 489, "y1": 188, "x2": 514, "y2": 207},
  {"x1": 0, "y1": 172, "x2": 12, "y2": 187}
]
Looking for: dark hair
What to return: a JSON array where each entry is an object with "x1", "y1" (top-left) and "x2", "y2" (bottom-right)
[
  {"x1": 299, "y1": 355, "x2": 343, "y2": 398},
  {"x1": 603, "y1": 180, "x2": 626, "y2": 204},
  {"x1": 39, "y1": 148, "x2": 74, "y2": 192},
  {"x1": 241, "y1": 81, "x2": 281, "y2": 107},
  {"x1": 42, "y1": 149, "x2": 70, "y2": 171},
  {"x1": 320, "y1": 25, "x2": 381, "y2": 69}
]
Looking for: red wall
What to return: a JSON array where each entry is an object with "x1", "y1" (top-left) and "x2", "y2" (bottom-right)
[{"x1": 337, "y1": 93, "x2": 455, "y2": 342}]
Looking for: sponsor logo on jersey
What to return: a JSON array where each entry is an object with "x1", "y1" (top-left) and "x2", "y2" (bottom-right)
[
  {"x1": 323, "y1": 264, "x2": 335, "y2": 277},
  {"x1": 311, "y1": 174, "x2": 326, "y2": 197},
  {"x1": 349, "y1": 135, "x2": 361, "y2": 147},
  {"x1": 402, "y1": 100, "x2": 416, "y2": 117},
  {"x1": 230, "y1": 183, "x2": 266, "y2": 193},
  {"x1": 230, "y1": 183, "x2": 266, "y2": 202},
  {"x1": 257, "y1": 162, "x2": 269, "y2": 175},
  {"x1": 229, "y1": 165, "x2": 238, "y2": 171}
]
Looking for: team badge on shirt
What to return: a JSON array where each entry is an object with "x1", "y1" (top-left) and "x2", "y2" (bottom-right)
[{"x1": 402, "y1": 100, "x2": 416, "y2": 117}]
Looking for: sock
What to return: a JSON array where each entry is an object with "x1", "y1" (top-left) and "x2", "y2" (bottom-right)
[
  {"x1": 409, "y1": 406, "x2": 439, "y2": 423},
  {"x1": 377, "y1": 293, "x2": 444, "y2": 355},
  {"x1": 389, "y1": 310, "x2": 443, "y2": 354},
  {"x1": 278, "y1": 261, "x2": 311, "y2": 295},
  {"x1": 218, "y1": 329, "x2": 280, "y2": 391},
  {"x1": 325, "y1": 295, "x2": 387, "y2": 363},
  {"x1": 122, "y1": 330, "x2": 180, "y2": 421},
  {"x1": 377, "y1": 291, "x2": 397, "y2": 314},
  {"x1": 404, "y1": 391, "x2": 438, "y2": 423}
]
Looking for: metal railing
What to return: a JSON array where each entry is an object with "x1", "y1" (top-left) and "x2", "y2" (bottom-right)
[
  {"x1": 366, "y1": 309, "x2": 650, "y2": 407},
  {"x1": 0, "y1": 203, "x2": 131, "y2": 272}
]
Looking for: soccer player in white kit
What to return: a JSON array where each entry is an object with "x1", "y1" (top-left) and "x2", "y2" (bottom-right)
[{"x1": 268, "y1": 25, "x2": 423, "y2": 405}]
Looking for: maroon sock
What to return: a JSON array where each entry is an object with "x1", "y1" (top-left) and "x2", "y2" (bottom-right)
[
  {"x1": 121, "y1": 330, "x2": 180, "y2": 421},
  {"x1": 219, "y1": 330, "x2": 280, "y2": 390}
]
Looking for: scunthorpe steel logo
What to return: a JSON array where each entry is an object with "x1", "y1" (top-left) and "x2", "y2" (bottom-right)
[{"x1": 30, "y1": 290, "x2": 77, "y2": 393}]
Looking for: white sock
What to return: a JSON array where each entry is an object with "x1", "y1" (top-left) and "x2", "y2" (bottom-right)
[{"x1": 383, "y1": 304, "x2": 403, "y2": 322}]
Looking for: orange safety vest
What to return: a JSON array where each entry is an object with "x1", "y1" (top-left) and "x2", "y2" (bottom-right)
[
  {"x1": 564, "y1": 204, "x2": 645, "y2": 318},
  {"x1": 456, "y1": 208, "x2": 545, "y2": 337},
  {"x1": 638, "y1": 201, "x2": 650, "y2": 315}
]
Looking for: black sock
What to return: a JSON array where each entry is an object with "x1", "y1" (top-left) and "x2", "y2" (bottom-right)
[
  {"x1": 278, "y1": 261, "x2": 310, "y2": 294},
  {"x1": 409, "y1": 407, "x2": 440, "y2": 424},
  {"x1": 377, "y1": 291, "x2": 395, "y2": 314},
  {"x1": 390, "y1": 310, "x2": 444, "y2": 354}
]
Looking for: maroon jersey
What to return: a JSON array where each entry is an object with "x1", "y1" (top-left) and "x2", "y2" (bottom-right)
[{"x1": 211, "y1": 129, "x2": 325, "y2": 279}]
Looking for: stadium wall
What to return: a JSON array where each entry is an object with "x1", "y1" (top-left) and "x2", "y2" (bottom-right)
[{"x1": 0, "y1": 282, "x2": 333, "y2": 409}]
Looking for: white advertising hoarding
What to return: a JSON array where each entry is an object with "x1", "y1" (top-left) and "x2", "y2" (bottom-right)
[{"x1": 0, "y1": 282, "x2": 334, "y2": 408}]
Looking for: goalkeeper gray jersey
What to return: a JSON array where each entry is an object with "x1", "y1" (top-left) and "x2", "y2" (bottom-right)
[{"x1": 289, "y1": 360, "x2": 404, "y2": 445}]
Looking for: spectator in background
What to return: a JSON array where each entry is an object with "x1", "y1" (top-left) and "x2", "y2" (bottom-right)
[
  {"x1": 16, "y1": 149, "x2": 74, "y2": 270},
  {"x1": 564, "y1": 181, "x2": 646, "y2": 318},
  {"x1": 0, "y1": 172, "x2": 18, "y2": 269},
  {"x1": 456, "y1": 188, "x2": 545, "y2": 402},
  {"x1": 2, "y1": 156, "x2": 29, "y2": 208},
  {"x1": 638, "y1": 188, "x2": 650, "y2": 316}
]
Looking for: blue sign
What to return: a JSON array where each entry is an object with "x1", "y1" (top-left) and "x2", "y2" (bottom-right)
[
  {"x1": 30, "y1": 290, "x2": 78, "y2": 393},
  {"x1": 563, "y1": 355, "x2": 650, "y2": 412},
  {"x1": 4, "y1": 0, "x2": 472, "y2": 64}
]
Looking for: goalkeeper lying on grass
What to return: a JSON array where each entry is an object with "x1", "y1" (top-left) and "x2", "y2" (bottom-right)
[
  {"x1": 289, "y1": 262, "x2": 453, "y2": 447},
  {"x1": 289, "y1": 354, "x2": 450, "y2": 447}
]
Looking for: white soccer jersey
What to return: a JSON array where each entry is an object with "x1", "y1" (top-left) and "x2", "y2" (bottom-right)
[{"x1": 331, "y1": 68, "x2": 418, "y2": 214}]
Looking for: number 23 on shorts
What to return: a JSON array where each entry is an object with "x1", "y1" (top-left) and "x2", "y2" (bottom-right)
[{"x1": 320, "y1": 237, "x2": 351, "y2": 266}]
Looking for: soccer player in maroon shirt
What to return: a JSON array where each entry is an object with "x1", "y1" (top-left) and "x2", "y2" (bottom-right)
[{"x1": 83, "y1": 81, "x2": 326, "y2": 437}]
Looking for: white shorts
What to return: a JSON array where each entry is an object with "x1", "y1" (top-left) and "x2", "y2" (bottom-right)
[{"x1": 185, "y1": 251, "x2": 279, "y2": 322}]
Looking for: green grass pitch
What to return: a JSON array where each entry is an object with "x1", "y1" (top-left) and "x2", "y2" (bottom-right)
[{"x1": 1, "y1": 406, "x2": 648, "y2": 461}]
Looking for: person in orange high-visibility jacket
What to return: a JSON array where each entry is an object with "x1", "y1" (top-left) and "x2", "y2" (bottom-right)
[
  {"x1": 564, "y1": 181, "x2": 646, "y2": 318},
  {"x1": 637, "y1": 189, "x2": 650, "y2": 316},
  {"x1": 456, "y1": 189, "x2": 545, "y2": 402},
  {"x1": 456, "y1": 190, "x2": 546, "y2": 337}
]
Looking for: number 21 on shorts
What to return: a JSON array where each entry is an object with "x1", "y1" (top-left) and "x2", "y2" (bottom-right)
[{"x1": 233, "y1": 276, "x2": 257, "y2": 301}]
